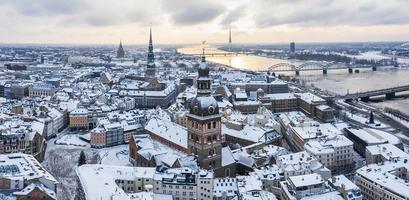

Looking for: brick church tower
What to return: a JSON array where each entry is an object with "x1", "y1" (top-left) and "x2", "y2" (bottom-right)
[{"x1": 187, "y1": 51, "x2": 222, "y2": 170}]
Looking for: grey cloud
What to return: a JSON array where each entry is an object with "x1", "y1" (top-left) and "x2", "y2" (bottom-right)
[
  {"x1": 220, "y1": 5, "x2": 246, "y2": 26},
  {"x1": 0, "y1": 0, "x2": 161, "y2": 27},
  {"x1": 162, "y1": 0, "x2": 225, "y2": 25},
  {"x1": 1, "y1": 0, "x2": 409, "y2": 30},
  {"x1": 1, "y1": 0, "x2": 85, "y2": 16},
  {"x1": 251, "y1": 0, "x2": 409, "y2": 27},
  {"x1": 85, "y1": 16, "x2": 120, "y2": 27}
]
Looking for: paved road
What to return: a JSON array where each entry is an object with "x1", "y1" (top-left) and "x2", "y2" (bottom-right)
[
  {"x1": 291, "y1": 80, "x2": 409, "y2": 143},
  {"x1": 336, "y1": 100, "x2": 409, "y2": 144}
]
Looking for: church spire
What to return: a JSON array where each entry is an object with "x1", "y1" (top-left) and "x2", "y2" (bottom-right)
[
  {"x1": 149, "y1": 25, "x2": 153, "y2": 45},
  {"x1": 117, "y1": 40, "x2": 125, "y2": 58},
  {"x1": 146, "y1": 24, "x2": 156, "y2": 78},
  {"x1": 148, "y1": 25, "x2": 154, "y2": 60}
]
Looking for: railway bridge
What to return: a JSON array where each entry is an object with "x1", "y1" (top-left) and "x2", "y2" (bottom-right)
[
  {"x1": 267, "y1": 60, "x2": 395, "y2": 75},
  {"x1": 342, "y1": 85, "x2": 409, "y2": 101}
]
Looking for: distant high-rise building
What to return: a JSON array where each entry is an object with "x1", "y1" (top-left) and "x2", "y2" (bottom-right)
[
  {"x1": 40, "y1": 55, "x2": 44, "y2": 64},
  {"x1": 228, "y1": 26, "x2": 232, "y2": 44},
  {"x1": 116, "y1": 40, "x2": 125, "y2": 58},
  {"x1": 290, "y1": 42, "x2": 295, "y2": 53},
  {"x1": 146, "y1": 26, "x2": 156, "y2": 79}
]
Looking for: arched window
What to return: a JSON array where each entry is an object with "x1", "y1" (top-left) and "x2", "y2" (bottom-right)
[
  {"x1": 213, "y1": 121, "x2": 217, "y2": 128},
  {"x1": 208, "y1": 122, "x2": 211, "y2": 129},
  {"x1": 209, "y1": 149, "x2": 213, "y2": 156},
  {"x1": 225, "y1": 168, "x2": 231, "y2": 177},
  {"x1": 207, "y1": 136, "x2": 211, "y2": 143}
]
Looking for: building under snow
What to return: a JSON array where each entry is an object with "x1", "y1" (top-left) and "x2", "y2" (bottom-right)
[{"x1": 0, "y1": 153, "x2": 58, "y2": 199}]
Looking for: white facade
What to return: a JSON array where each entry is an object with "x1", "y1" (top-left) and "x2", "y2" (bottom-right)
[
  {"x1": 304, "y1": 135, "x2": 354, "y2": 173},
  {"x1": 355, "y1": 159, "x2": 409, "y2": 200},
  {"x1": 153, "y1": 168, "x2": 213, "y2": 200}
]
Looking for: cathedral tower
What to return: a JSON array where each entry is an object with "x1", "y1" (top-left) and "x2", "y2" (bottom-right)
[{"x1": 187, "y1": 52, "x2": 222, "y2": 170}]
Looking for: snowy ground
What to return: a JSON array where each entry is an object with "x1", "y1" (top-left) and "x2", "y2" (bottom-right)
[
  {"x1": 385, "y1": 113, "x2": 409, "y2": 128},
  {"x1": 42, "y1": 133, "x2": 131, "y2": 200},
  {"x1": 96, "y1": 145, "x2": 132, "y2": 166},
  {"x1": 55, "y1": 134, "x2": 90, "y2": 147},
  {"x1": 342, "y1": 111, "x2": 388, "y2": 129}
]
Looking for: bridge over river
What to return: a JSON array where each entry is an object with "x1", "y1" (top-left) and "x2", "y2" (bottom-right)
[
  {"x1": 342, "y1": 84, "x2": 409, "y2": 101},
  {"x1": 264, "y1": 60, "x2": 397, "y2": 75}
]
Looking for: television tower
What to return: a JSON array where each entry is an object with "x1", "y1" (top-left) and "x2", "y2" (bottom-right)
[{"x1": 228, "y1": 25, "x2": 232, "y2": 44}]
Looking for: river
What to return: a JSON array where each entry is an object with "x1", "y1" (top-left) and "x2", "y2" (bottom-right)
[
  {"x1": 178, "y1": 46, "x2": 298, "y2": 71},
  {"x1": 179, "y1": 46, "x2": 409, "y2": 114}
]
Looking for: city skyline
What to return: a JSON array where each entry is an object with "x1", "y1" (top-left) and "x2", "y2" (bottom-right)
[{"x1": 1, "y1": 0, "x2": 409, "y2": 45}]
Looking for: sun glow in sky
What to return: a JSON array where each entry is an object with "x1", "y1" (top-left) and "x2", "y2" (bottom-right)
[{"x1": 1, "y1": 0, "x2": 409, "y2": 44}]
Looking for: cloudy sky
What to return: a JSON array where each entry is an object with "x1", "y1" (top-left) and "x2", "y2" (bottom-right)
[{"x1": 1, "y1": 0, "x2": 409, "y2": 45}]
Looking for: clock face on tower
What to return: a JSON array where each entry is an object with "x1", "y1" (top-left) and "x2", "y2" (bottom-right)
[
  {"x1": 193, "y1": 106, "x2": 199, "y2": 114},
  {"x1": 208, "y1": 106, "x2": 214, "y2": 114}
]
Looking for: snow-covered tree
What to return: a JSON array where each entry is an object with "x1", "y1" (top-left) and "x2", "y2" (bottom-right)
[{"x1": 78, "y1": 150, "x2": 86, "y2": 166}]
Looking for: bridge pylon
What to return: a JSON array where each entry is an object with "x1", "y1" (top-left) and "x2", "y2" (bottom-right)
[
  {"x1": 361, "y1": 96, "x2": 370, "y2": 102},
  {"x1": 386, "y1": 92, "x2": 395, "y2": 99}
]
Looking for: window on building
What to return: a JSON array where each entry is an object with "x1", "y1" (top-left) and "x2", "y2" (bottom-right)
[{"x1": 225, "y1": 168, "x2": 231, "y2": 176}]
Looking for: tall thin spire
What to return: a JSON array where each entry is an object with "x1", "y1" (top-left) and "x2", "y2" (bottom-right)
[
  {"x1": 148, "y1": 24, "x2": 154, "y2": 58},
  {"x1": 146, "y1": 24, "x2": 156, "y2": 78},
  {"x1": 228, "y1": 25, "x2": 232, "y2": 44},
  {"x1": 149, "y1": 25, "x2": 153, "y2": 45}
]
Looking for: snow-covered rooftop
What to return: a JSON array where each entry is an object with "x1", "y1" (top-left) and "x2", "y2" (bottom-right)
[
  {"x1": 366, "y1": 143, "x2": 408, "y2": 160},
  {"x1": 292, "y1": 123, "x2": 342, "y2": 140},
  {"x1": 304, "y1": 135, "x2": 353, "y2": 155},
  {"x1": 145, "y1": 109, "x2": 188, "y2": 149},
  {"x1": 288, "y1": 173, "x2": 324, "y2": 188},
  {"x1": 0, "y1": 153, "x2": 58, "y2": 187},
  {"x1": 356, "y1": 159, "x2": 409, "y2": 198},
  {"x1": 345, "y1": 128, "x2": 401, "y2": 145},
  {"x1": 76, "y1": 164, "x2": 156, "y2": 200},
  {"x1": 295, "y1": 92, "x2": 325, "y2": 104}
]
